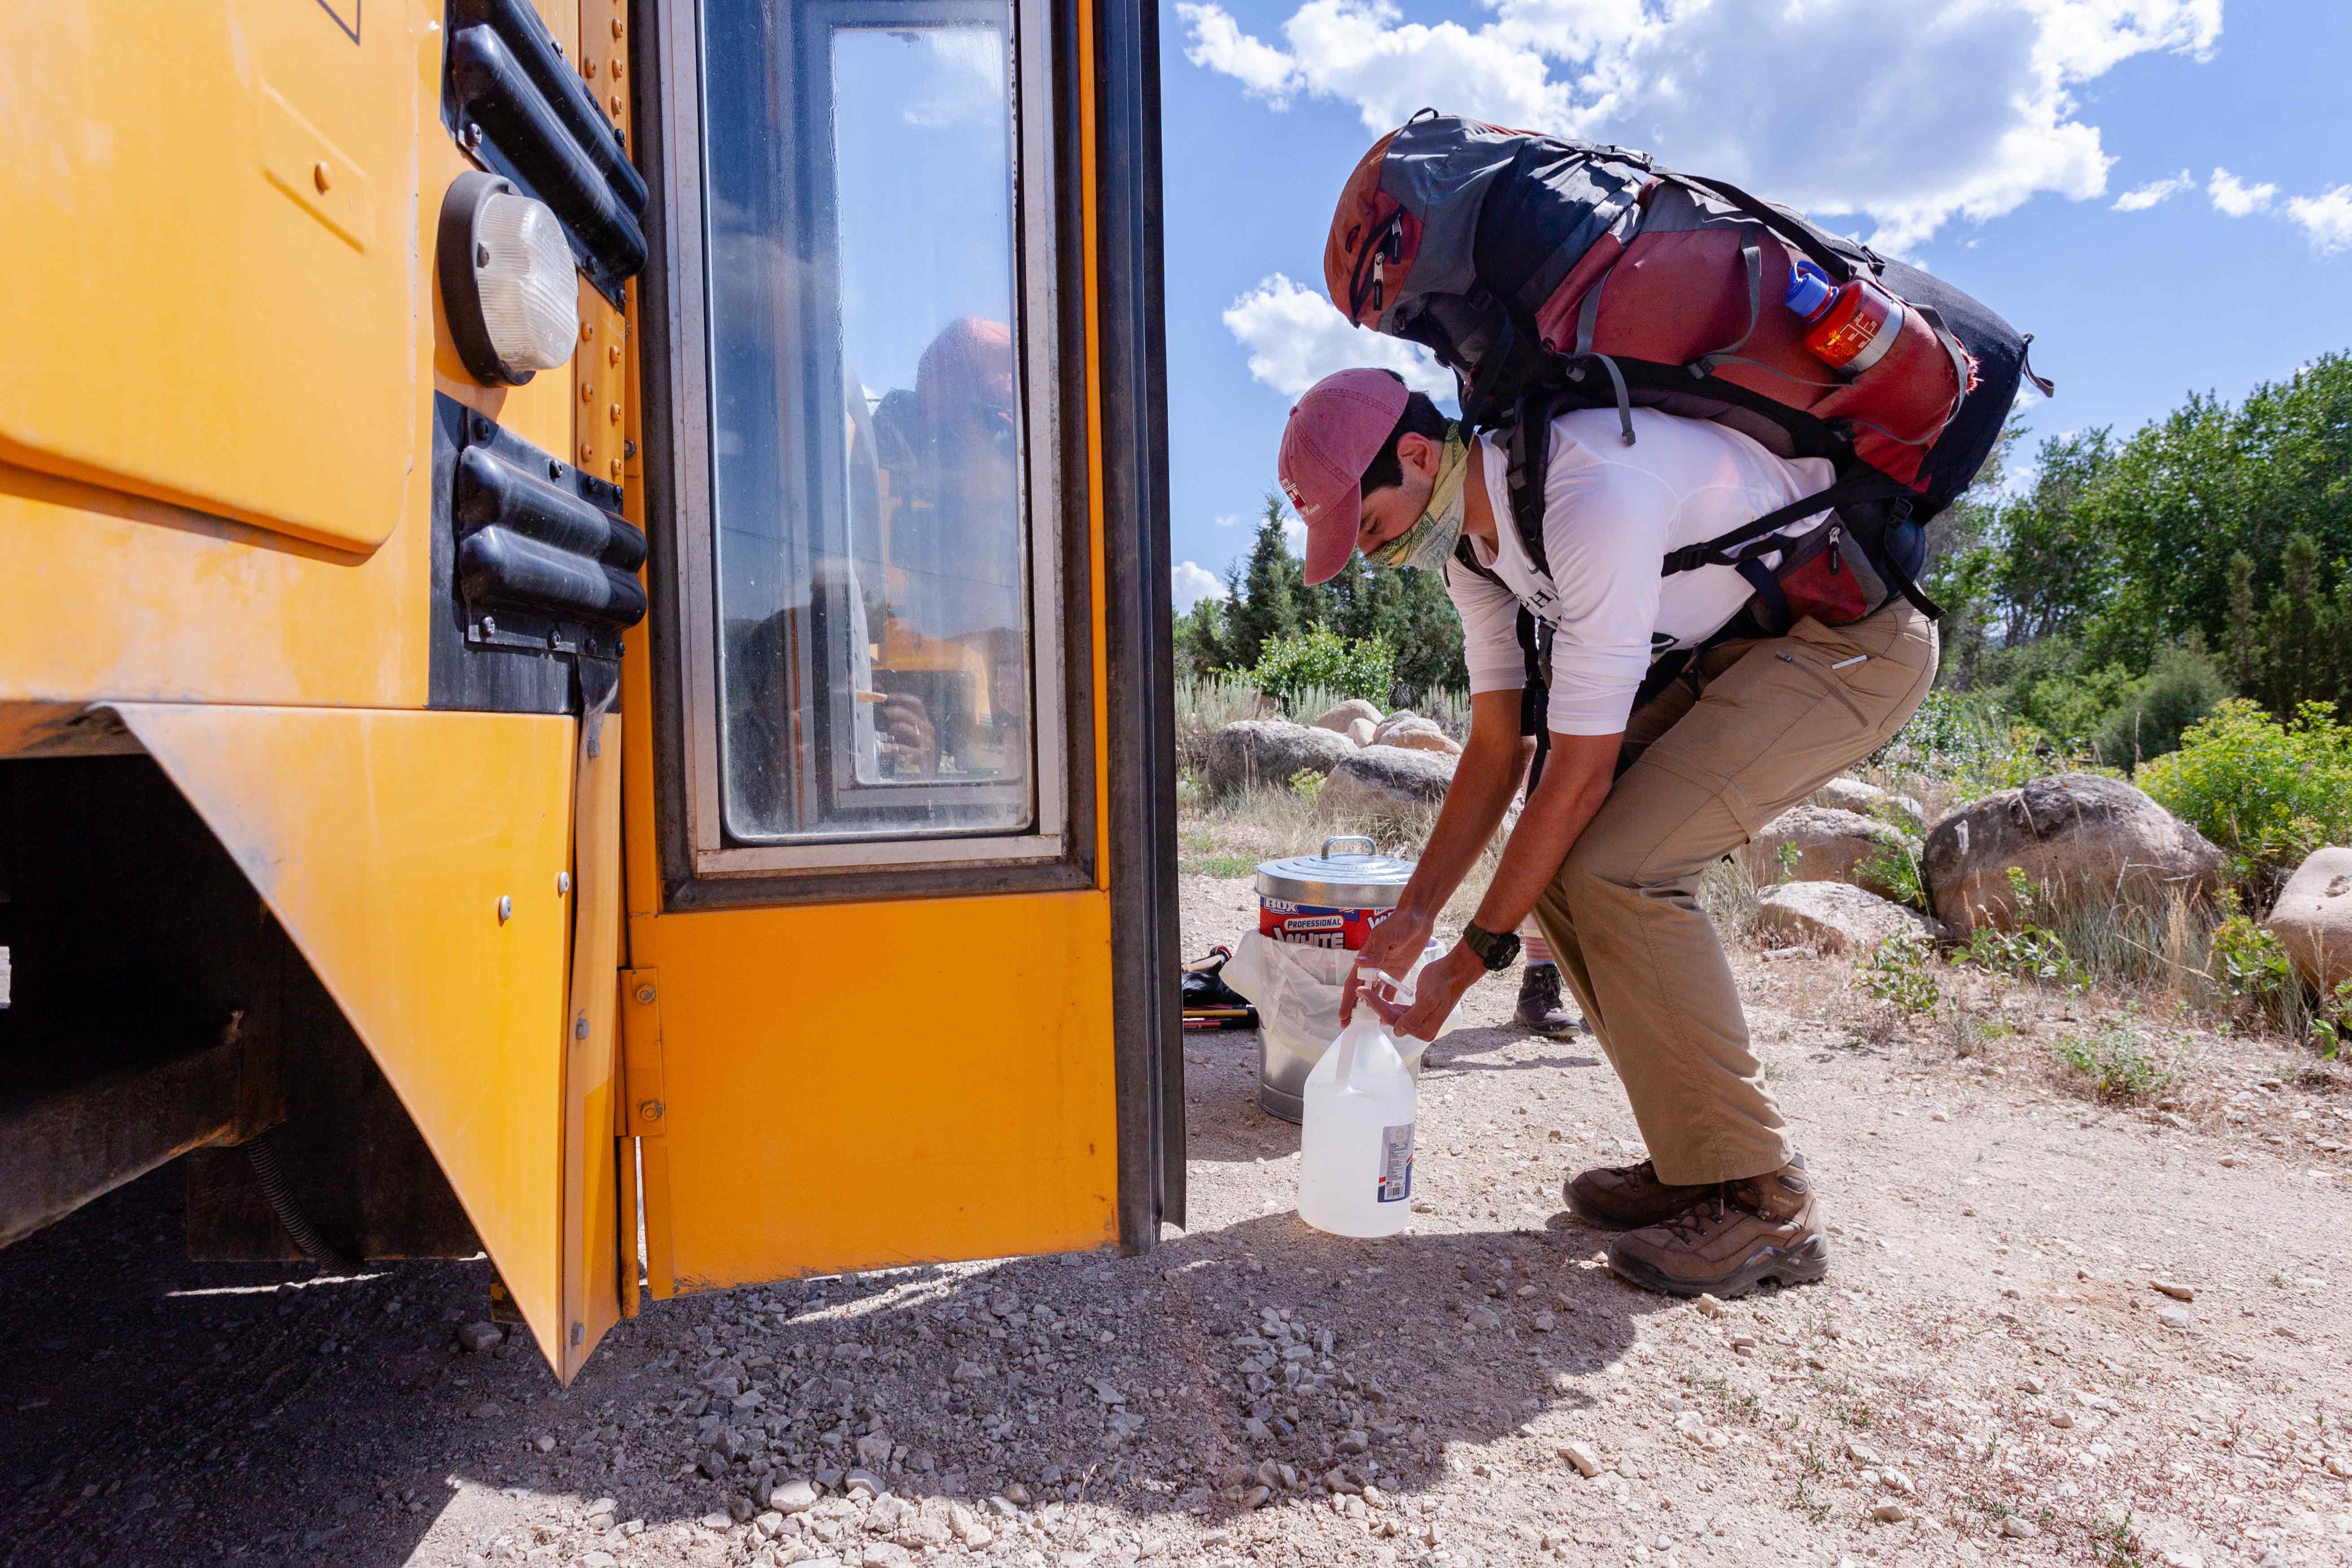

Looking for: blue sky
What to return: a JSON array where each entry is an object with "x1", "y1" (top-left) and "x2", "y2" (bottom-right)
[{"x1": 1157, "y1": 0, "x2": 2352, "y2": 608}]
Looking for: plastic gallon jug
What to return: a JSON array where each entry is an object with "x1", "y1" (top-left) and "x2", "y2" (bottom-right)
[{"x1": 1296, "y1": 1011, "x2": 1418, "y2": 1238}]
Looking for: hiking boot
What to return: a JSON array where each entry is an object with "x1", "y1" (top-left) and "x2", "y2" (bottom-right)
[
  {"x1": 1565, "y1": 1159, "x2": 1714, "y2": 1230},
  {"x1": 1606, "y1": 1153, "x2": 1829, "y2": 1299},
  {"x1": 1514, "y1": 962, "x2": 1583, "y2": 1038}
]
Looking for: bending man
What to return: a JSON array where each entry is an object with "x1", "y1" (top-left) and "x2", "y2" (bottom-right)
[{"x1": 1285, "y1": 369, "x2": 1936, "y2": 1297}]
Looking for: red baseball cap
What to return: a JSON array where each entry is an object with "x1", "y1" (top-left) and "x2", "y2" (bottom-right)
[{"x1": 1277, "y1": 368, "x2": 1409, "y2": 584}]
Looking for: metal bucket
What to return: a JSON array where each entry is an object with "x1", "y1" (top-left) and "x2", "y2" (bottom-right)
[{"x1": 1253, "y1": 835, "x2": 1419, "y2": 1121}]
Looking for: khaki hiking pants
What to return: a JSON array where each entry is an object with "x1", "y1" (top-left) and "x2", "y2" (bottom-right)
[{"x1": 1529, "y1": 600, "x2": 1939, "y2": 1187}]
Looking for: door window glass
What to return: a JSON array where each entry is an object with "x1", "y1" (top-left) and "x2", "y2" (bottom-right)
[{"x1": 701, "y1": 0, "x2": 1033, "y2": 843}]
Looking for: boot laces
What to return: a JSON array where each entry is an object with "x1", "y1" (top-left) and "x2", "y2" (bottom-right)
[{"x1": 1662, "y1": 1185, "x2": 1732, "y2": 1242}]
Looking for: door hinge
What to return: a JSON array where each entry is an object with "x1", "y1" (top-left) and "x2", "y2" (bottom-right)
[{"x1": 620, "y1": 968, "x2": 665, "y2": 1138}]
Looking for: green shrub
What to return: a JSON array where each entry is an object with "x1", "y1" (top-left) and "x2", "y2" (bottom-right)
[
  {"x1": 1236, "y1": 622, "x2": 1396, "y2": 705},
  {"x1": 1956, "y1": 868, "x2": 2089, "y2": 992},
  {"x1": 1857, "y1": 804, "x2": 1927, "y2": 910},
  {"x1": 1856, "y1": 930, "x2": 1941, "y2": 1014},
  {"x1": 1869, "y1": 688, "x2": 2063, "y2": 803},
  {"x1": 1287, "y1": 768, "x2": 1326, "y2": 804},
  {"x1": 2055, "y1": 1027, "x2": 2174, "y2": 1102},
  {"x1": 2136, "y1": 699, "x2": 2352, "y2": 891},
  {"x1": 2091, "y1": 644, "x2": 2228, "y2": 768},
  {"x1": 2209, "y1": 895, "x2": 2294, "y2": 1005}
]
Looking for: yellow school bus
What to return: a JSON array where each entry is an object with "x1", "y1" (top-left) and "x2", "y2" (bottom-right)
[{"x1": 0, "y1": 0, "x2": 1180, "y2": 1381}]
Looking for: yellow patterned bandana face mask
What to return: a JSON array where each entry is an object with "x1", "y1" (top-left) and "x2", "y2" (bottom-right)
[{"x1": 1361, "y1": 424, "x2": 1468, "y2": 572}]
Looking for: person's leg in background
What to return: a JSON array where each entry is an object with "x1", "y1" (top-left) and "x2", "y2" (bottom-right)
[
  {"x1": 1512, "y1": 723, "x2": 1585, "y2": 1037},
  {"x1": 1516, "y1": 915, "x2": 1582, "y2": 1036}
]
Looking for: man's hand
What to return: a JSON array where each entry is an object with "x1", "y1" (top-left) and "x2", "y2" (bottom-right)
[
  {"x1": 1360, "y1": 943, "x2": 1482, "y2": 1042},
  {"x1": 1339, "y1": 905, "x2": 1434, "y2": 1024}
]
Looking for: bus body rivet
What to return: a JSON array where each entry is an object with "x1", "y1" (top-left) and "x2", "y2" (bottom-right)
[
  {"x1": 497, "y1": 895, "x2": 514, "y2": 923},
  {"x1": 634, "y1": 985, "x2": 656, "y2": 1004}
]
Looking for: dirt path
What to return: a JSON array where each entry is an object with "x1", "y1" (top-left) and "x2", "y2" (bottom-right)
[{"x1": 5, "y1": 872, "x2": 2350, "y2": 1568}]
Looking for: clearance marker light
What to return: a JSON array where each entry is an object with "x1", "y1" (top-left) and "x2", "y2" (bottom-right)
[{"x1": 438, "y1": 171, "x2": 578, "y2": 385}]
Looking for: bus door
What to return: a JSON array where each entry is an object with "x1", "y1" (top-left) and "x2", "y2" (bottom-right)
[{"x1": 610, "y1": 0, "x2": 1182, "y2": 1297}]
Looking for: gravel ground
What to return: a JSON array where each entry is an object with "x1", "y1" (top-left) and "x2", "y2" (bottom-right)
[{"x1": 5, "y1": 871, "x2": 2352, "y2": 1568}]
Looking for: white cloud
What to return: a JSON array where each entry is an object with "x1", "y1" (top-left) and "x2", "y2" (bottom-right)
[
  {"x1": 2287, "y1": 186, "x2": 2352, "y2": 255},
  {"x1": 1213, "y1": 512, "x2": 1243, "y2": 528},
  {"x1": 2208, "y1": 167, "x2": 2278, "y2": 217},
  {"x1": 1179, "y1": 2, "x2": 1301, "y2": 101},
  {"x1": 1178, "y1": 0, "x2": 2223, "y2": 253},
  {"x1": 2112, "y1": 169, "x2": 2193, "y2": 210},
  {"x1": 1281, "y1": 515, "x2": 1307, "y2": 556},
  {"x1": 1170, "y1": 559, "x2": 1224, "y2": 611},
  {"x1": 1222, "y1": 272, "x2": 1453, "y2": 400}
]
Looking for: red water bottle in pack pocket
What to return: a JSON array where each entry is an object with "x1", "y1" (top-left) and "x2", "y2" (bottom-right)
[{"x1": 1785, "y1": 259, "x2": 1904, "y2": 377}]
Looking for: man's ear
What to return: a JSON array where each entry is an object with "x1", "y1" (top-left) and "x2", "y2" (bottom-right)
[{"x1": 1395, "y1": 431, "x2": 1441, "y2": 480}]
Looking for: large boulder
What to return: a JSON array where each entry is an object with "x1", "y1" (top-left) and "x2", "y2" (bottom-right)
[
  {"x1": 1741, "y1": 805, "x2": 1919, "y2": 901},
  {"x1": 1309, "y1": 699, "x2": 1382, "y2": 735},
  {"x1": 1370, "y1": 710, "x2": 1431, "y2": 743},
  {"x1": 2267, "y1": 847, "x2": 2352, "y2": 994},
  {"x1": 1321, "y1": 745, "x2": 1455, "y2": 818},
  {"x1": 1385, "y1": 727, "x2": 1463, "y2": 757},
  {"x1": 1204, "y1": 721, "x2": 1355, "y2": 796},
  {"x1": 1755, "y1": 882, "x2": 1941, "y2": 956},
  {"x1": 1345, "y1": 716, "x2": 1377, "y2": 748},
  {"x1": 1813, "y1": 777, "x2": 1926, "y2": 834},
  {"x1": 1371, "y1": 712, "x2": 1462, "y2": 757},
  {"x1": 1920, "y1": 773, "x2": 2223, "y2": 936}
]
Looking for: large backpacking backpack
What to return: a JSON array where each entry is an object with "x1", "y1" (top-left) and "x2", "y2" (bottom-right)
[{"x1": 1324, "y1": 113, "x2": 2051, "y2": 643}]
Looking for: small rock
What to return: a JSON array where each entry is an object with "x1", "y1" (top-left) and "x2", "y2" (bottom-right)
[
  {"x1": 1728, "y1": 1334, "x2": 1757, "y2": 1356},
  {"x1": 2151, "y1": 1280, "x2": 2194, "y2": 1302},
  {"x1": 2017, "y1": 1376, "x2": 2045, "y2": 1394},
  {"x1": 1870, "y1": 1501, "x2": 1909, "y2": 1523},
  {"x1": 1845, "y1": 1440, "x2": 1880, "y2": 1466},
  {"x1": 753, "y1": 1511, "x2": 784, "y2": 1539},
  {"x1": 2001, "y1": 1516, "x2": 2040, "y2": 1538},
  {"x1": 455, "y1": 1322, "x2": 503, "y2": 1353},
  {"x1": 770, "y1": 1479, "x2": 819, "y2": 1513},
  {"x1": 1467, "y1": 1306, "x2": 1502, "y2": 1330},
  {"x1": 468, "y1": 1401, "x2": 501, "y2": 1420},
  {"x1": 1694, "y1": 1294, "x2": 1727, "y2": 1319},
  {"x1": 2158, "y1": 1306, "x2": 2193, "y2": 1331},
  {"x1": 1003, "y1": 1482, "x2": 1032, "y2": 1506},
  {"x1": 1337, "y1": 1430, "x2": 1369, "y2": 1455},
  {"x1": 1532, "y1": 1311, "x2": 1557, "y2": 1332},
  {"x1": 1560, "y1": 1442, "x2": 1602, "y2": 1477},
  {"x1": 1881, "y1": 1468, "x2": 1915, "y2": 1495},
  {"x1": 533, "y1": 1434, "x2": 556, "y2": 1454},
  {"x1": 843, "y1": 1468, "x2": 882, "y2": 1497}
]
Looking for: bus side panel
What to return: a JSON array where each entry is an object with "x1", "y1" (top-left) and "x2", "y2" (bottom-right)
[
  {"x1": 623, "y1": 893, "x2": 1121, "y2": 1289},
  {"x1": 105, "y1": 703, "x2": 580, "y2": 1366},
  {"x1": 0, "y1": 0, "x2": 413, "y2": 551}
]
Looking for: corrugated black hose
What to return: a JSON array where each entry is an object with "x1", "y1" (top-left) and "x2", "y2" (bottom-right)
[{"x1": 242, "y1": 1134, "x2": 365, "y2": 1274}]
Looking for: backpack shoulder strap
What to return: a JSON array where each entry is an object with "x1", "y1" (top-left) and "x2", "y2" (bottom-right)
[
  {"x1": 1449, "y1": 535, "x2": 1507, "y2": 591},
  {"x1": 1502, "y1": 391, "x2": 1558, "y2": 579}
]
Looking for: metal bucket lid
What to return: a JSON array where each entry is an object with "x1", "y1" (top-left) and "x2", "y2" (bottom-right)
[{"x1": 1255, "y1": 835, "x2": 1417, "y2": 908}]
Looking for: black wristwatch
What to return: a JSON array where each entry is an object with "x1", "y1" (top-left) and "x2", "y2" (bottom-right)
[{"x1": 1460, "y1": 921, "x2": 1522, "y2": 972}]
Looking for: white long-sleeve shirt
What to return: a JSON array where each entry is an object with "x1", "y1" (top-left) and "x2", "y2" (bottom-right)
[{"x1": 1443, "y1": 406, "x2": 1837, "y2": 735}]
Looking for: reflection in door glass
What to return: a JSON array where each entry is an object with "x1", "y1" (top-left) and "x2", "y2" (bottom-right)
[{"x1": 702, "y1": 2, "x2": 1033, "y2": 843}]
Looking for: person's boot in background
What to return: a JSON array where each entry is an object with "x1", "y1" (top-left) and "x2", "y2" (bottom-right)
[{"x1": 1514, "y1": 926, "x2": 1582, "y2": 1036}]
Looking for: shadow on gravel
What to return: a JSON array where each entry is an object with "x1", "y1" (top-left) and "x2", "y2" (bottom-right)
[{"x1": 0, "y1": 1162, "x2": 1691, "y2": 1565}]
